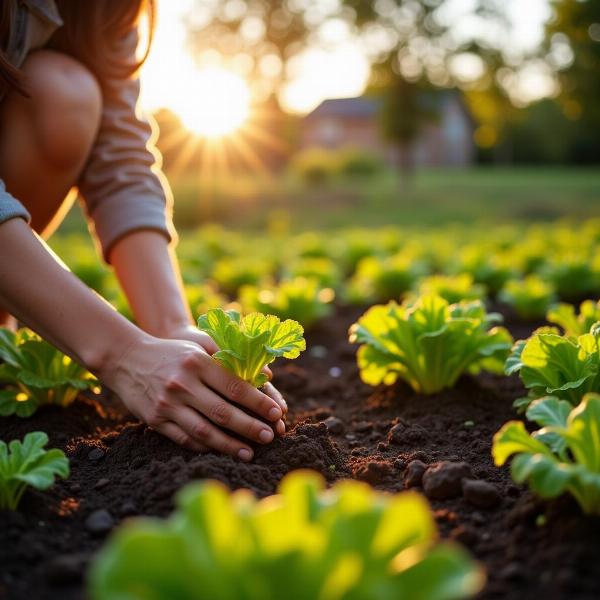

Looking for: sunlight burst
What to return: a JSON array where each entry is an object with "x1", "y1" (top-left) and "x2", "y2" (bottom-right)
[{"x1": 173, "y1": 67, "x2": 251, "y2": 138}]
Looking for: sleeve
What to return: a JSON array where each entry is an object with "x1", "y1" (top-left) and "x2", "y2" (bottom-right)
[
  {"x1": 77, "y1": 28, "x2": 177, "y2": 263},
  {"x1": 0, "y1": 179, "x2": 31, "y2": 225}
]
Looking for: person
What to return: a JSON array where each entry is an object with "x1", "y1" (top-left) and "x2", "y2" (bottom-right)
[{"x1": 0, "y1": 0, "x2": 287, "y2": 462}]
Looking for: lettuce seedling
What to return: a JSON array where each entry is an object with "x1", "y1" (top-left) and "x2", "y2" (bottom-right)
[
  {"x1": 197, "y1": 309, "x2": 306, "y2": 387},
  {"x1": 493, "y1": 394, "x2": 600, "y2": 515},
  {"x1": 239, "y1": 278, "x2": 334, "y2": 329},
  {"x1": 540, "y1": 254, "x2": 600, "y2": 301},
  {"x1": 413, "y1": 274, "x2": 486, "y2": 305},
  {"x1": 0, "y1": 329, "x2": 97, "y2": 417},
  {"x1": 499, "y1": 276, "x2": 556, "y2": 320},
  {"x1": 89, "y1": 470, "x2": 484, "y2": 600},
  {"x1": 547, "y1": 300, "x2": 600, "y2": 338},
  {"x1": 0, "y1": 432, "x2": 69, "y2": 511},
  {"x1": 506, "y1": 323, "x2": 600, "y2": 411},
  {"x1": 349, "y1": 295, "x2": 513, "y2": 394}
]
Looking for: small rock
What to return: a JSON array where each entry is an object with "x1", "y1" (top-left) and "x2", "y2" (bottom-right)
[
  {"x1": 69, "y1": 483, "x2": 81, "y2": 493},
  {"x1": 120, "y1": 501, "x2": 137, "y2": 516},
  {"x1": 345, "y1": 432, "x2": 356, "y2": 441},
  {"x1": 94, "y1": 478, "x2": 110, "y2": 490},
  {"x1": 323, "y1": 416, "x2": 345, "y2": 435},
  {"x1": 328, "y1": 366, "x2": 342, "y2": 378},
  {"x1": 87, "y1": 447, "x2": 105, "y2": 461},
  {"x1": 388, "y1": 422, "x2": 427, "y2": 445},
  {"x1": 309, "y1": 345, "x2": 328, "y2": 358},
  {"x1": 404, "y1": 460, "x2": 427, "y2": 488},
  {"x1": 462, "y1": 479, "x2": 501, "y2": 509},
  {"x1": 354, "y1": 421, "x2": 373, "y2": 433},
  {"x1": 45, "y1": 554, "x2": 87, "y2": 584},
  {"x1": 377, "y1": 442, "x2": 388, "y2": 452},
  {"x1": 354, "y1": 460, "x2": 393, "y2": 485},
  {"x1": 422, "y1": 461, "x2": 473, "y2": 500},
  {"x1": 85, "y1": 509, "x2": 114, "y2": 535}
]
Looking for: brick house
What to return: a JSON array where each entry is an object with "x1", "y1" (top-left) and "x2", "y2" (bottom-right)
[{"x1": 300, "y1": 91, "x2": 476, "y2": 168}]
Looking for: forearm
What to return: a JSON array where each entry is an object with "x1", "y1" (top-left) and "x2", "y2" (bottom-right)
[
  {"x1": 0, "y1": 219, "x2": 141, "y2": 372},
  {"x1": 109, "y1": 230, "x2": 192, "y2": 337}
]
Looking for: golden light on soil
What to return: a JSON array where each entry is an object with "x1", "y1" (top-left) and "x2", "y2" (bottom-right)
[{"x1": 173, "y1": 67, "x2": 251, "y2": 138}]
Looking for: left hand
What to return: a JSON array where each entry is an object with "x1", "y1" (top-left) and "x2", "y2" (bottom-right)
[{"x1": 163, "y1": 324, "x2": 288, "y2": 429}]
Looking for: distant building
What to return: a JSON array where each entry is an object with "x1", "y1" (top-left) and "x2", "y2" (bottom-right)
[{"x1": 300, "y1": 92, "x2": 476, "y2": 168}]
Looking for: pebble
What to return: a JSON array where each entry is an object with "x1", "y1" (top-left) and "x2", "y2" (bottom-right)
[
  {"x1": 355, "y1": 460, "x2": 393, "y2": 485},
  {"x1": 462, "y1": 479, "x2": 502, "y2": 509},
  {"x1": 328, "y1": 366, "x2": 342, "y2": 378},
  {"x1": 388, "y1": 422, "x2": 427, "y2": 445},
  {"x1": 85, "y1": 509, "x2": 115, "y2": 535},
  {"x1": 87, "y1": 448, "x2": 105, "y2": 461},
  {"x1": 323, "y1": 416, "x2": 345, "y2": 435},
  {"x1": 120, "y1": 501, "x2": 137, "y2": 516},
  {"x1": 422, "y1": 461, "x2": 473, "y2": 500},
  {"x1": 94, "y1": 478, "x2": 110, "y2": 490},
  {"x1": 69, "y1": 483, "x2": 81, "y2": 493},
  {"x1": 309, "y1": 345, "x2": 328, "y2": 358},
  {"x1": 44, "y1": 554, "x2": 87, "y2": 584},
  {"x1": 404, "y1": 459, "x2": 427, "y2": 488},
  {"x1": 354, "y1": 421, "x2": 373, "y2": 433}
]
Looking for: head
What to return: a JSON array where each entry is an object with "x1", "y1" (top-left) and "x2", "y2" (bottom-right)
[{"x1": 0, "y1": 0, "x2": 155, "y2": 97}]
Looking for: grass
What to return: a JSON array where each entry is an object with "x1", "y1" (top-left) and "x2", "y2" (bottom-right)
[{"x1": 56, "y1": 167, "x2": 600, "y2": 238}]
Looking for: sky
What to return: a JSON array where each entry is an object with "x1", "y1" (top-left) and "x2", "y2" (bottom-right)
[{"x1": 139, "y1": 0, "x2": 554, "y2": 117}]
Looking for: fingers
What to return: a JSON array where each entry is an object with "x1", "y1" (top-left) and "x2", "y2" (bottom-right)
[
  {"x1": 262, "y1": 366, "x2": 273, "y2": 381},
  {"x1": 181, "y1": 380, "x2": 278, "y2": 445},
  {"x1": 197, "y1": 332, "x2": 219, "y2": 355},
  {"x1": 155, "y1": 421, "x2": 209, "y2": 453},
  {"x1": 200, "y1": 359, "x2": 283, "y2": 423},
  {"x1": 173, "y1": 405, "x2": 255, "y2": 462},
  {"x1": 263, "y1": 382, "x2": 288, "y2": 415}
]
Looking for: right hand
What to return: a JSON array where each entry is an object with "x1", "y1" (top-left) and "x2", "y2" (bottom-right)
[{"x1": 97, "y1": 333, "x2": 285, "y2": 462}]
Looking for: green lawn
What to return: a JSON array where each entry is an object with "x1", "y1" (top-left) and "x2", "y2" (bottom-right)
[{"x1": 56, "y1": 167, "x2": 600, "y2": 237}]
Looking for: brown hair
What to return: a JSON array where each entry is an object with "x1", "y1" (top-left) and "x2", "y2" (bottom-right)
[{"x1": 0, "y1": 0, "x2": 155, "y2": 96}]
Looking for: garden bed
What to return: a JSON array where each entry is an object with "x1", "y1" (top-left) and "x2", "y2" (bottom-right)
[{"x1": 1, "y1": 305, "x2": 599, "y2": 600}]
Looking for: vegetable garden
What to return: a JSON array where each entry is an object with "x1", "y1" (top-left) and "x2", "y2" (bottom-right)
[{"x1": 2, "y1": 219, "x2": 600, "y2": 599}]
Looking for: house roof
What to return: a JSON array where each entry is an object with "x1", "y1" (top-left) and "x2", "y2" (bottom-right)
[{"x1": 306, "y1": 90, "x2": 475, "y2": 125}]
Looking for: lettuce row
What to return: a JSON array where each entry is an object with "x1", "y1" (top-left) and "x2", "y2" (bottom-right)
[
  {"x1": 349, "y1": 295, "x2": 512, "y2": 394},
  {"x1": 493, "y1": 394, "x2": 600, "y2": 515},
  {"x1": 547, "y1": 300, "x2": 600, "y2": 338},
  {"x1": 506, "y1": 323, "x2": 600, "y2": 411},
  {"x1": 89, "y1": 470, "x2": 484, "y2": 600},
  {"x1": 197, "y1": 309, "x2": 306, "y2": 387},
  {"x1": 498, "y1": 275, "x2": 556, "y2": 320},
  {"x1": 0, "y1": 328, "x2": 97, "y2": 417},
  {"x1": 0, "y1": 432, "x2": 69, "y2": 510}
]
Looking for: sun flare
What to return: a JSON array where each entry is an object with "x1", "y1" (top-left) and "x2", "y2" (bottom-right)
[{"x1": 171, "y1": 67, "x2": 251, "y2": 138}]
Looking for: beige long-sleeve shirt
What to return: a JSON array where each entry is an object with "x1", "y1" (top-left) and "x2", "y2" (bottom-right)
[{"x1": 0, "y1": 0, "x2": 175, "y2": 261}]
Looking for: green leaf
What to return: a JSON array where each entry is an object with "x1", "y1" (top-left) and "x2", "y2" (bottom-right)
[
  {"x1": 0, "y1": 432, "x2": 69, "y2": 510},
  {"x1": 350, "y1": 295, "x2": 512, "y2": 394},
  {"x1": 197, "y1": 309, "x2": 306, "y2": 387},
  {"x1": 492, "y1": 393, "x2": 600, "y2": 515},
  {"x1": 89, "y1": 471, "x2": 483, "y2": 600}
]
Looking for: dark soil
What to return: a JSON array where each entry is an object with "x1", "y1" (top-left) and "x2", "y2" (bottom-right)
[{"x1": 1, "y1": 305, "x2": 599, "y2": 600}]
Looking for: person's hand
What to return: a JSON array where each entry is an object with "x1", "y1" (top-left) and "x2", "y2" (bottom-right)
[
  {"x1": 97, "y1": 332, "x2": 286, "y2": 462},
  {"x1": 162, "y1": 323, "x2": 288, "y2": 419}
]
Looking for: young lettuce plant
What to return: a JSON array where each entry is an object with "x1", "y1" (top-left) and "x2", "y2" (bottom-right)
[
  {"x1": 197, "y1": 309, "x2": 306, "y2": 387},
  {"x1": 493, "y1": 393, "x2": 600, "y2": 515},
  {"x1": 413, "y1": 274, "x2": 486, "y2": 305},
  {"x1": 499, "y1": 276, "x2": 556, "y2": 320},
  {"x1": 0, "y1": 432, "x2": 69, "y2": 511},
  {"x1": 547, "y1": 300, "x2": 600, "y2": 338},
  {"x1": 89, "y1": 470, "x2": 484, "y2": 600},
  {"x1": 506, "y1": 322, "x2": 600, "y2": 412},
  {"x1": 238, "y1": 278, "x2": 334, "y2": 329},
  {"x1": 0, "y1": 329, "x2": 97, "y2": 417},
  {"x1": 349, "y1": 295, "x2": 513, "y2": 394}
]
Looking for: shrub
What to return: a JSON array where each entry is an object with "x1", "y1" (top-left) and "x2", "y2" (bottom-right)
[
  {"x1": 337, "y1": 147, "x2": 384, "y2": 177},
  {"x1": 89, "y1": 471, "x2": 484, "y2": 600},
  {"x1": 493, "y1": 394, "x2": 600, "y2": 515},
  {"x1": 288, "y1": 148, "x2": 339, "y2": 185},
  {"x1": 349, "y1": 295, "x2": 512, "y2": 394},
  {"x1": 0, "y1": 432, "x2": 69, "y2": 510},
  {"x1": 0, "y1": 329, "x2": 97, "y2": 417}
]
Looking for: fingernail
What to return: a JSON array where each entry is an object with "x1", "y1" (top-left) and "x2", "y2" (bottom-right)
[
  {"x1": 238, "y1": 448, "x2": 252, "y2": 462},
  {"x1": 268, "y1": 406, "x2": 281, "y2": 420},
  {"x1": 276, "y1": 420, "x2": 285, "y2": 435},
  {"x1": 259, "y1": 429, "x2": 274, "y2": 443}
]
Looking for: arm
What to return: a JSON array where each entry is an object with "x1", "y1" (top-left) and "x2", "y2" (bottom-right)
[{"x1": 0, "y1": 219, "x2": 285, "y2": 461}]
